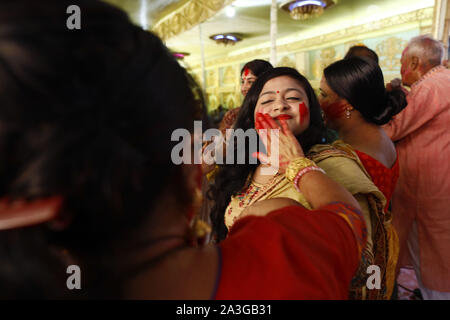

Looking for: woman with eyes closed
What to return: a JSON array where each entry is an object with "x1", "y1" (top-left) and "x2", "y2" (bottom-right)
[
  {"x1": 210, "y1": 67, "x2": 395, "y2": 300},
  {"x1": 209, "y1": 67, "x2": 329, "y2": 239}
]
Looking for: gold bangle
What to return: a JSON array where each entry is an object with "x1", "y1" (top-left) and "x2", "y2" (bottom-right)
[{"x1": 285, "y1": 157, "x2": 318, "y2": 182}]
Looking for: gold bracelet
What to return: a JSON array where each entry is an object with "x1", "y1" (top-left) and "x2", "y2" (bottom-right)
[{"x1": 285, "y1": 157, "x2": 318, "y2": 182}]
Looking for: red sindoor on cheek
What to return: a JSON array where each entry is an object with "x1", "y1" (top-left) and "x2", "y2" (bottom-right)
[
  {"x1": 299, "y1": 102, "x2": 309, "y2": 125},
  {"x1": 321, "y1": 101, "x2": 346, "y2": 120}
]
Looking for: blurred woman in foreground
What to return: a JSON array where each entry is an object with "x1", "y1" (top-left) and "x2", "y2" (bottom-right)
[{"x1": 0, "y1": 0, "x2": 366, "y2": 299}]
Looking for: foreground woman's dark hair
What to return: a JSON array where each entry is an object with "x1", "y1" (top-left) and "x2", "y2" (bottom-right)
[{"x1": 0, "y1": 0, "x2": 205, "y2": 298}]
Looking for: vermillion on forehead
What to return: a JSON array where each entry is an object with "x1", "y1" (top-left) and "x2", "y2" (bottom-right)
[{"x1": 244, "y1": 68, "x2": 250, "y2": 76}]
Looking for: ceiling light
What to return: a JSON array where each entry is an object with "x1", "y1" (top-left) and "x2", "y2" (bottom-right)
[
  {"x1": 225, "y1": 6, "x2": 236, "y2": 17},
  {"x1": 209, "y1": 33, "x2": 242, "y2": 46},
  {"x1": 281, "y1": 0, "x2": 337, "y2": 20}
]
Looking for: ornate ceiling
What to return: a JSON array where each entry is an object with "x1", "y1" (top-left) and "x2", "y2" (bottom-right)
[{"x1": 104, "y1": 0, "x2": 435, "y2": 66}]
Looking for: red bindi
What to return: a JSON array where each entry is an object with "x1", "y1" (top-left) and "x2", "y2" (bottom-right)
[
  {"x1": 277, "y1": 91, "x2": 279, "y2": 93},
  {"x1": 244, "y1": 68, "x2": 250, "y2": 76}
]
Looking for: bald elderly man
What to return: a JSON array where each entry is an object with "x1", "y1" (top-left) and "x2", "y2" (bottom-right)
[{"x1": 383, "y1": 35, "x2": 450, "y2": 300}]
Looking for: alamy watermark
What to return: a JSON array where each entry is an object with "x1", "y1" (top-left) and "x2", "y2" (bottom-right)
[
  {"x1": 366, "y1": 264, "x2": 381, "y2": 290},
  {"x1": 66, "y1": 5, "x2": 81, "y2": 30},
  {"x1": 66, "y1": 265, "x2": 81, "y2": 290},
  {"x1": 64, "y1": 264, "x2": 381, "y2": 291}
]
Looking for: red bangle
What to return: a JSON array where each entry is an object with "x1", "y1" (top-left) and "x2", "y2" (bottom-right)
[{"x1": 293, "y1": 166, "x2": 326, "y2": 193}]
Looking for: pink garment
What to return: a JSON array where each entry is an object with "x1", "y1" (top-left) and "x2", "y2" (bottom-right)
[{"x1": 383, "y1": 65, "x2": 450, "y2": 292}]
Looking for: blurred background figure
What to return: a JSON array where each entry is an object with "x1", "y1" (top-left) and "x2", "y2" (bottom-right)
[
  {"x1": 383, "y1": 35, "x2": 450, "y2": 300},
  {"x1": 344, "y1": 45, "x2": 379, "y2": 64},
  {"x1": 240, "y1": 59, "x2": 274, "y2": 97},
  {"x1": 199, "y1": 60, "x2": 273, "y2": 225},
  {"x1": 210, "y1": 104, "x2": 228, "y2": 128},
  {"x1": 217, "y1": 59, "x2": 273, "y2": 134}
]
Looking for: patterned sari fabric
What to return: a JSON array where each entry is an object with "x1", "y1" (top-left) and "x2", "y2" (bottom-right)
[
  {"x1": 308, "y1": 141, "x2": 399, "y2": 300},
  {"x1": 222, "y1": 141, "x2": 397, "y2": 299},
  {"x1": 224, "y1": 174, "x2": 311, "y2": 229},
  {"x1": 216, "y1": 202, "x2": 367, "y2": 299}
]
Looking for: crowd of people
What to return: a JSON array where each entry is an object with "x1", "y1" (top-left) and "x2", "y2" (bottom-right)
[{"x1": 0, "y1": 0, "x2": 448, "y2": 300}]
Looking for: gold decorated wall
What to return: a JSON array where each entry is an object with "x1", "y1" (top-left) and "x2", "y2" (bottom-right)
[
  {"x1": 152, "y1": 0, "x2": 235, "y2": 40},
  {"x1": 188, "y1": 7, "x2": 433, "y2": 112}
]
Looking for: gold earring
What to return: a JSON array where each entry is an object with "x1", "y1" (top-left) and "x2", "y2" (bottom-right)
[
  {"x1": 188, "y1": 188, "x2": 212, "y2": 247},
  {"x1": 345, "y1": 108, "x2": 351, "y2": 119}
]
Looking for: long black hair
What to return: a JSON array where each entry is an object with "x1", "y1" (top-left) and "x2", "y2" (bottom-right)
[
  {"x1": 324, "y1": 57, "x2": 407, "y2": 125},
  {"x1": 0, "y1": 0, "x2": 204, "y2": 298},
  {"x1": 209, "y1": 67, "x2": 328, "y2": 241}
]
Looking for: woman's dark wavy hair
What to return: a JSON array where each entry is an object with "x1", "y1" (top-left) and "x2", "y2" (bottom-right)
[
  {"x1": 240, "y1": 59, "x2": 273, "y2": 77},
  {"x1": 0, "y1": 0, "x2": 205, "y2": 298},
  {"x1": 324, "y1": 57, "x2": 407, "y2": 125},
  {"x1": 209, "y1": 67, "x2": 328, "y2": 241}
]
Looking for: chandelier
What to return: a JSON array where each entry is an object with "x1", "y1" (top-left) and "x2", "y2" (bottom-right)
[
  {"x1": 209, "y1": 33, "x2": 242, "y2": 46},
  {"x1": 280, "y1": 0, "x2": 337, "y2": 20}
]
